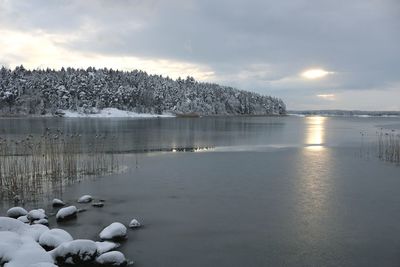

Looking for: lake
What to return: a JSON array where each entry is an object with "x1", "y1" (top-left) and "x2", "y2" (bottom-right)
[{"x1": 1, "y1": 115, "x2": 400, "y2": 266}]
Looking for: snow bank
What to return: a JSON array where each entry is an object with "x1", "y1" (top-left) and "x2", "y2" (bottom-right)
[
  {"x1": 4, "y1": 235, "x2": 54, "y2": 267},
  {"x1": 62, "y1": 108, "x2": 174, "y2": 118},
  {"x1": 96, "y1": 251, "x2": 127, "y2": 266},
  {"x1": 39, "y1": 229, "x2": 73, "y2": 250},
  {"x1": 99, "y1": 223, "x2": 127, "y2": 240},
  {"x1": 56, "y1": 206, "x2": 77, "y2": 221},
  {"x1": 0, "y1": 217, "x2": 27, "y2": 234},
  {"x1": 0, "y1": 218, "x2": 54, "y2": 267},
  {"x1": 6, "y1": 207, "x2": 28, "y2": 219}
]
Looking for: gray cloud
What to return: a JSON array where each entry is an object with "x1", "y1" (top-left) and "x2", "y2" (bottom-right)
[{"x1": 1, "y1": 0, "x2": 399, "y2": 109}]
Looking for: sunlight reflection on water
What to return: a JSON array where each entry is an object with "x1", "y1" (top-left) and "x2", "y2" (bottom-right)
[
  {"x1": 296, "y1": 116, "x2": 334, "y2": 248},
  {"x1": 305, "y1": 116, "x2": 326, "y2": 151}
]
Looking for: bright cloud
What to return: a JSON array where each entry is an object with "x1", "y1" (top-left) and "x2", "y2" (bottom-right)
[{"x1": 0, "y1": 29, "x2": 215, "y2": 80}]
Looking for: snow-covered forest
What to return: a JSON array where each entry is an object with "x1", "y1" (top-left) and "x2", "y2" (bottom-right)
[{"x1": 0, "y1": 66, "x2": 286, "y2": 116}]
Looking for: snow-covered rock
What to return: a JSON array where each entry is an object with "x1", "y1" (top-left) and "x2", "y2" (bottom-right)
[
  {"x1": 55, "y1": 206, "x2": 77, "y2": 221},
  {"x1": 17, "y1": 215, "x2": 29, "y2": 223},
  {"x1": 129, "y1": 219, "x2": 141, "y2": 229},
  {"x1": 27, "y1": 224, "x2": 50, "y2": 242},
  {"x1": 39, "y1": 229, "x2": 73, "y2": 250},
  {"x1": 27, "y1": 209, "x2": 47, "y2": 222},
  {"x1": 99, "y1": 223, "x2": 127, "y2": 240},
  {"x1": 50, "y1": 239, "x2": 98, "y2": 264},
  {"x1": 96, "y1": 251, "x2": 127, "y2": 266},
  {"x1": 77, "y1": 195, "x2": 93, "y2": 203},
  {"x1": 96, "y1": 241, "x2": 120, "y2": 254},
  {"x1": 52, "y1": 199, "x2": 65, "y2": 207},
  {"x1": 6, "y1": 207, "x2": 28, "y2": 219}
]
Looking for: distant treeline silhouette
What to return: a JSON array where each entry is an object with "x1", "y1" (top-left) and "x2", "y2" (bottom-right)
[{"x1": 0, "y1": 66, "x2": 286, "y2": 116}]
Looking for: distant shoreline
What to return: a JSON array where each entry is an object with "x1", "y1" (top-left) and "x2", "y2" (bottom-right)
[{"x1": 288, "y1": 110, "x2": 400, "y2": 118}]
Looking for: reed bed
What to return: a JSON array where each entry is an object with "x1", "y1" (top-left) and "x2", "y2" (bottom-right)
[
  {"x1": 377, "y1": 129, "x2": 400, "y2": 164},
  {"x1": 0, "y1": 129, "x2": 120, "y2": 202}
]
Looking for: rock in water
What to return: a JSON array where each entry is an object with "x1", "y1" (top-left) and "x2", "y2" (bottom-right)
[
  {"x1": 77, "y1": 195, "x2": 93, "y2": 203},
  {"x1": 52, "y1": 198, "x2": 65, "y2": 207},
  {"x1": 7, "y1": 207, "x2": 28, "y2": 218},
  {"x1": 56, "y1": 206, "x2": 78, "y2": 221},
  {"x1": 96, "y1": 251, "x2": 128, "y2": 266},
  {"x1": 99, "y1": 222, "x2": 127, "y2": 240},
  {"x1": 39, "y1": 228, "x2": 73, "y2": 250},
  {"x1": 129, "y1": 219, "x2": 141, "y2": 229}
]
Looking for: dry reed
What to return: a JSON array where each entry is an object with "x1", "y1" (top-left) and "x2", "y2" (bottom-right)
[{"x1": 0, "y1": 129, "x2": 119, "y2": 202}]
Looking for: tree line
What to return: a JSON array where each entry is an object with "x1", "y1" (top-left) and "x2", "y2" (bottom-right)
[{"x1": 0, "y1": 66, "x2": 286, "y2": 116}]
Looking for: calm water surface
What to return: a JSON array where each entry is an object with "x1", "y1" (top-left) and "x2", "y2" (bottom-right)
[{"x1": 1, "y1": 116, "x2": 400, "y2": 267}]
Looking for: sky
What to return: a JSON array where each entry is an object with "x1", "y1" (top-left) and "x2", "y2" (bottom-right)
[{"x1": 0, "y1": 0, "x2": 399, "y2": 110}]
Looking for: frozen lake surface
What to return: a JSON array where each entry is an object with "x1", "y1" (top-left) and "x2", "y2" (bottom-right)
[{"x1": 1, "y1": 116, "x2": 400, "y2": 266}]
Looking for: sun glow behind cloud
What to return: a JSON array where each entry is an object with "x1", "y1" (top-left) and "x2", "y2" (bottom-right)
[
  {"x1": 317, "y1": 94, "x2": 335, "y2": 100},
  {"x1": 301, "y1": 69, "x2": 334, "y2": 80},
  {"x1": 0, "y1": 29, "x2": 215, "y2": 80}
]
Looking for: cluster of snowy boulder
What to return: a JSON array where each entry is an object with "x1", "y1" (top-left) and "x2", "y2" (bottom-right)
[{"x1": 0, "y1": 195, "x2": 141, "y2": 267}]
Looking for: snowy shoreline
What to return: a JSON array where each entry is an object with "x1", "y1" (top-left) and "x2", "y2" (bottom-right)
[
  {"x1": 0, "y1": 109, "x2": 287, "y2": 119},
  {"x1": 61, "y1": 108, "x2": 175, "y2": 118}
]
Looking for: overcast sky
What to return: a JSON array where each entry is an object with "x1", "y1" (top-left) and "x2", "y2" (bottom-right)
[{"x1": 0, "y1": 0, "x2": 399, "y2": 110}]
